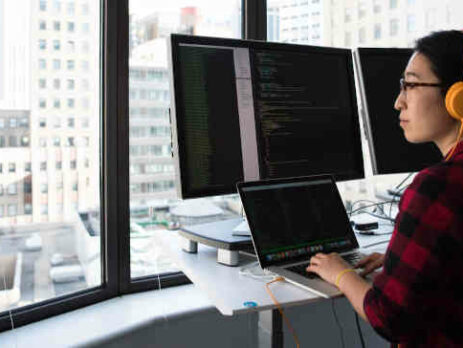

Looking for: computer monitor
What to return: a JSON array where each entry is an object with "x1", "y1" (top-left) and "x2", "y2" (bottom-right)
[
  {"x1": 354, "y1": 48, "x2": 442, "y2": 175},
  {"x1": 168, "y1": 34, "x2": 365, "y2": 199}
]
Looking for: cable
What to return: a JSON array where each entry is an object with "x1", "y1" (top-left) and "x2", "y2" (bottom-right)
[
  {"x1": 239, "y1": 262, "x2": 276, "y2": 281},
  {"x1": 361, "y1": 240, "x2": 390, "y2": 249},
  {"x1": 265, "y1": 277, "x2": 300, "y2": 348},
  {"x1": 330, "y1": 298, "x2": 346, "y2": 348},
  {"x1": 349, "y1": 200, "x2": 395, "y2": 217},
  {"x1": 355, "y1": 311, "x2": 366, "y2": 348}
]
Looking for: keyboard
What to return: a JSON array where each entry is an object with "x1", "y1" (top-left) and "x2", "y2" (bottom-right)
[{"x1": 286, "y1": 252, "x2": 363, "y2": 279}]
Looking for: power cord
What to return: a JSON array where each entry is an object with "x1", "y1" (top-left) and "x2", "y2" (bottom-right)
[
  {"x1": 265, "y1": 277, "x2": 300, "y2": 348},
  {"x1": 331, "y1": 298, "x2": 346, "y2": 348},
  {"x1": 355, "y1": 311, "x2": 366, "y2": 348}
]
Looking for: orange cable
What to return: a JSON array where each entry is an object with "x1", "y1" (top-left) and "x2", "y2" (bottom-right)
[{"x1": 265, "y1": 277, "x2": 301, "y2": 348}]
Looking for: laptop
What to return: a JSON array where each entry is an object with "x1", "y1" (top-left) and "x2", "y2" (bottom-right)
[{"x1": 237, "y1": 174, "x2": 364, "y2": 298}]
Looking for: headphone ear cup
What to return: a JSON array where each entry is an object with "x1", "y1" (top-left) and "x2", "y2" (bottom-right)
[{"x1": 445, "y1": 81, "x2": 463, "y2": 120}]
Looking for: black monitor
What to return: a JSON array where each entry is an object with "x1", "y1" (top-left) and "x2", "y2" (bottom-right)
[
  {"x1": 354, "y1": 48, "x2": 442, "y2": 175},
  {"x1": 168, "y1": 34, "x2": 364, "y2": 198}
]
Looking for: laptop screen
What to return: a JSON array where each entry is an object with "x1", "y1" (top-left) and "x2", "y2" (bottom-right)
[{"x1": 238, "y1": 175, "x2": 358, "y2": 268}]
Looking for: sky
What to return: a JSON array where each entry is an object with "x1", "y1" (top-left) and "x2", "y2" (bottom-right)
[{"x1": 130, "y1": 0, "x2": 241, "y2": 16}]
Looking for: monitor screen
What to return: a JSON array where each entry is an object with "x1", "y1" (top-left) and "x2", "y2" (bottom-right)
[
  {"x1": 355, "y1": 48, "x2": 442, "y2": 175},
  {"x1": 169, "y1": 34, "x2": 364, "y2": 198}
]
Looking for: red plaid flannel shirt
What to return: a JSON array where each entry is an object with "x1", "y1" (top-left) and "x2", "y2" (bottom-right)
[{"x1": 364, "y1": 141, "x2": 463, "y2": 347}]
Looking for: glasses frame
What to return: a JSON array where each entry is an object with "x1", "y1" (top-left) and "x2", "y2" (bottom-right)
[{"x1": 399, "y1": 78, "x2": 443, "y2": 92}]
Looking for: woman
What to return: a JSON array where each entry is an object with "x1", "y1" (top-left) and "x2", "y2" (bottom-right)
[{"x1": 306, "y1": 30, "x2": 463, "y2": 347}]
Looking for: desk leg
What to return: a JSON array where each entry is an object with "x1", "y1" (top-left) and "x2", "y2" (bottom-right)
[{"x1": 271, "y1": 309, "x2": 283, "y2": 348}]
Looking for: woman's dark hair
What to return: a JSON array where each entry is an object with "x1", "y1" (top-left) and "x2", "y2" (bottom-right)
[{"x1": 414, "y1": 30, "x2": 463, "y2": 95}]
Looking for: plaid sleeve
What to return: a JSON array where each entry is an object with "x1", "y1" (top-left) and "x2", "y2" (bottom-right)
[{"x1": 363, "y1": 166, "x2": 458, "y2": 342}]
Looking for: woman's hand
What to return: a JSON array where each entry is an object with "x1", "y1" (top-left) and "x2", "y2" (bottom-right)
[
  {"x1": 306, "y1": 253, "x2": 352, "y2": 286},
  {"x1": 354, "y1": 252, "x2": 384, "y2": 277}
]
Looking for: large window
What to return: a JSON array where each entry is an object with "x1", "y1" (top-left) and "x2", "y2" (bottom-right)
[
  {"x1": 0, "y1": 0, "x2": 102, "y2": 329},
  {"x1": 128, "y1": 0, "x2": 242, "y2": 280}
]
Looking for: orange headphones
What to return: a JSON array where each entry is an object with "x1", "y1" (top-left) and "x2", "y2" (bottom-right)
[{"x1": 444, "y1": 79, "x2": 463, "y2": 161}]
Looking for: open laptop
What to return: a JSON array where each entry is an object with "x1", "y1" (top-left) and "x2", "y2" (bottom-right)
[{"x1": 237, "y1": 174, "x2": 364, "y2": 298}]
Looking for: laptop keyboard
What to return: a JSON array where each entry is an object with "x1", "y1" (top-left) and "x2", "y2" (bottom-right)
[{"x1": 286, "y1": 252, "x2": 363, "y2": 279}]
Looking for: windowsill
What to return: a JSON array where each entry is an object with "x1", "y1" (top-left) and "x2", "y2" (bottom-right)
[{"x1": 0, "y1": 284, "x2": 214, "y2": 347}]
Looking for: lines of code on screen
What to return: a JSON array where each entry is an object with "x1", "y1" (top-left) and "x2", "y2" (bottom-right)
[
  {"x1": 250, "y1": 49, "x2": 361, "y2": 180},
  {"x1": 178, "y1": 45, "x2": 243, "y2": 196}
]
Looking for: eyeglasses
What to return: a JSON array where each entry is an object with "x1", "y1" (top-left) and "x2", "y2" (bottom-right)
[{"x1": 399, "y1": 78, "x2": 442, "y2": 93}]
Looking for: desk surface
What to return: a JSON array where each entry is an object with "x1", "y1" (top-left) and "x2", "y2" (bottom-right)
[{"x1": 156, "y1": 222, "x2": 391, "y2": 316}]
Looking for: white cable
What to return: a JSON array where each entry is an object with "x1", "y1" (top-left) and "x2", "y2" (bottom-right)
[{"x1": 239, "y1": 262, "x2": 277, "y2": 281}]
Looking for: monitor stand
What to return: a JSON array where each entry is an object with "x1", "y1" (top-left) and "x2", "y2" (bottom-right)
[{"x1": 179, "y1": 218, "x2": 253, "y2": 266}]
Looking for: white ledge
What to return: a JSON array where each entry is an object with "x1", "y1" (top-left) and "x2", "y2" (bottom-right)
[{"x1": 0, "y1": 285, "x2": 215, "y2": 347}]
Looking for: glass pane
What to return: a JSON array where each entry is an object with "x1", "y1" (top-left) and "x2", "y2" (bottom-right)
[
  {"x1": 128, "y1": 1, "x2": 241, "y2": 279},
  {"x1": 0, "y1": 0, "x2": 102, "y2": 312}
]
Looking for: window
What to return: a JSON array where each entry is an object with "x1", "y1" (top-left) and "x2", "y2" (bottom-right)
[
  {"x1": 390, "y1": 18, "x2": 399, "y2": 36},
  {"x1": 9, "y1": 163, "x2": 16, "y2": 173},
  {"x1": 39, "y1": 98, "x2": 47, "y2": 108},
  {"x1": 8, "y1": 204, "x2": 18, "y2": 216},
  {"x1": 67, "y1": 60, "x2": 75, "y2": 70},
  {"x1": 25, "y1": 162, "x2": 31, "y2": 172},
  {"x1": 39, "y1": 39, "x2": 46, "y2": 50},
  {"x1": 72, "y1": 182, "x2": 78, "y2": 191},
  {"x1": 39, "y1": 138, "x2": 47, "y2": 147},
  {"x1": 407, "y1": 15, "x2": 416, "y2": 32},
  {"x1": 373, "y1": 0, "x2": 381, "y2": 13},
  {"x1": 53, "y1": 59, "x2": 61, "y2": 70},
  {"x1": 374, "y1": 24, "x2": 382, "y2": 39},
  {"x1": 41, "y1": 204, "x2": 48, "y2": 215},
  {"x1": 53, "y1": 137, "x2": 61, "y2": 147},
  {"x1": 56, "y1": 161, "x2": 62, "y2": 170},
  {"x1": 40, "y1": 162, "x2": 47, "y2": 171},
  {"x1": 9, "y1": 118, "x2": 17, "y2": 128},
  {"x1": 67, "y1": 98, "x2": 75, "y2": 108},
  {"x1": 67, "y1": 79, "x2": 75, "y2": 90},
  {"x1": 9, "y1": 135, "x2": 17, "y2": 147},
  {"x1": 39, "y1": 78, "x2": 47, "y2": 88},
  {"x1": 39, "y1": 20, "x2": 47, "y2": 30},
  {"x1": 67, "y1": 22, "x2": 75, "y2": 32},
  {"x1": 7, "y1": 183, "x2": 17, "y2": 195},
  {"x1": 53, "y1": 40, "x2": 61, "y2": 50},
  {"x1": 358, "y1": 2, "x2": 366, "y2": 19},
  {"x1": 24, "y1": 182, "x2": 32, "y2": 194},
  {"x1": 53, "y1": 21, "x2": 60, "y2": 31},
  {"x1": 39, "y1": 0, "x2": 47, "y2": 11},
  {"x1": 0, "y1": 164, "x2": 2, "y2": 173},
  {"x1": 0, "y1": 185, "x2": 3, "y2": 196},
  {"x1": 25, "y1": 204, "x2": 32, "y2": 214},
  {"x1": 21, "y1": 136, "x2": 30, "y2": 147},
  {"x1": 70, "y1": 160, "x2": 77, "y2": 169},
  {"x1": 39, "y1": 118, "x2": 46, "y2": 127},
  {"x1": 41, "y1": 183, "x2": 48, "y2": 193},
  {"x1": 39, "y1": 59, "x2": 47, "y2": 70},
  {"x1": 390, "y1": 0, "x2": 398, "y2": 9},
  {"x1": 0, "y1": 136, "x2": 5, "y2": 147},
  {"x1": 53, "y1": 78, "x2": 61, "y2": 89},
  {"x1": 67, "y1": 118, "x2": 75, "y2": 127},
  {"x1": 67, "y1": 2, "x2": 74, "y2": 15},
  {"x1": 53, "y1": 99, "x2": 61, "y2": 109}
]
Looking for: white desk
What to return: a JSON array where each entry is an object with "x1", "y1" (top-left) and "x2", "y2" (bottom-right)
[
  {"x1": 156, "y1": 222, "x2": 392, "y2": 347},
  {"x1": 156, "y1": 222, "x2": 392, "y2": 316}
]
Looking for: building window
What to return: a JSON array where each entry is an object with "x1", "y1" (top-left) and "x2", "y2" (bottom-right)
[
  {"x1": 373, "y1": 0, "x2": 381, "y2": 13},
  {"x1": 41, "y1": 204, "x2": 48, "y2": 215},
  {"x1": 25, "y1": 204, "x2": 32, "y2": 214},
  {"x1": 0, "y1": 136, "x2": 5, "y2": 147},
  {"x1": 0, "y1": 185, "x2": 3, "y2": 196},
  {"x1": 67, "y1": 60, "x2": 75, "y2": 70},
  {"x1": 67, "y1": 22, "x2": 75, "y2": 32},
  {"x1": 7, "y1": 183, "x2": 17, "y2": 195},
  {"x1": 56, "y1": 161, "x2": 62, "y2": 170},
  {"x1": 67, "y1": 79, "x2": 75, "y2": 90},
  {"x1": 53, "y1": 59, "x2": 61, "y2": 70},
  {"x1": 25, "y1": 162, "x2": 31, "y2": 172},
  {"x1": 53, "y1": 40, "x2": 61, "y2": 50},
  {"x1": 67, "y1": 2, "x2": 74, "y2": 15},
  {"x1": 21, "y1": 136, "x2": 30, "y2": 147},
  {"x1": 53, "y1": 99, "x2": 61, "y2": 109},
  {"x1": 53, "y1": 0, "x2": 61, "y2": 12},
  {"x1": 67, "y1": 137, "x2": 75, "y2": 147},
  {"x1": 39, "y1": 39, "x2": 46, "y2": 50},
  {"x1": 41, "y1": 183, "x2": 48, "y2": 193},
  {"x1": 53, "y1": 21, "x2": 60, "y2": 31},
  {"x1": 39, "y1": 138, "x2": 47, "y2": 147},
  {"x1": 72, "y1": 182, "x2": 78, "y2": 191},
  {"x1": 358, "y1": 2, "x2": 366, "y2": 19},
  {"x1": 82, "y1": 118, "x2": 89, "y2": 128},
  {"x1": 407, "y1": 14, "x2": 416, "y2": 32},
  {"x1": 67, "y1": 98, "x2": 75, "y2": 108},
  {"x1": 390, "y1": 0, "x2": 398, "y2": 9},
  {"x1": 374, "y1": 24, "x2": 382, "y2": 39},
  {"x1": 39, "y1": 0, "x2": 47, "y2": 11},
  {"x1": 39, "y1": 118, "x2": 47, "y2": 128},
  {"x1": 40, "y1": 162, "x2": 47, "y2": 171},
  {"x1": 39, "y1": 59, "x2": 47, "y2": 70},
  {"x1": 53, "y1": 137, "x2": 61, "y2": 146},
  {"x1": 67, "y1": 118, "x2": 75, "y2": 127},
  {"x1": 8, "y1": 204, "x2": 18, "y2": 216},
  {"x1": 70, "y1": 160, "x2": 77, "y2": 169},
  {"x1": 390, "y1": 19, "x2": 399, "y2": 36},
  {"x1": 39, "y1": 99, "x2": 47, "y2": 108},
  {"x1": 0, "y1": 164, "x2": 2, "y2": 173},
  {"x1": 39, "y1": 20, "x2": 47, "y2": 30},
  {"x1": 358, "y1": 27, "x2": 366, "y2": 44},
  {"x1": 39, "y1": 78, "x2": 47, "y2": 88},
  {"x1": 10, "y1": 118, "x2": 17, "y2": 129},
  {"x1": 9, "y1": 135, "x2": 17, "y2": 147},
  {"x1": 9, "y1": 163, "x2": 16, "y2": 173},
  {"x1": 53, "y1": 78, "x2": 60, "y2": 89},
  {"x1": 24, "y1": 182, "x2": 32, "y2": 194}
]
